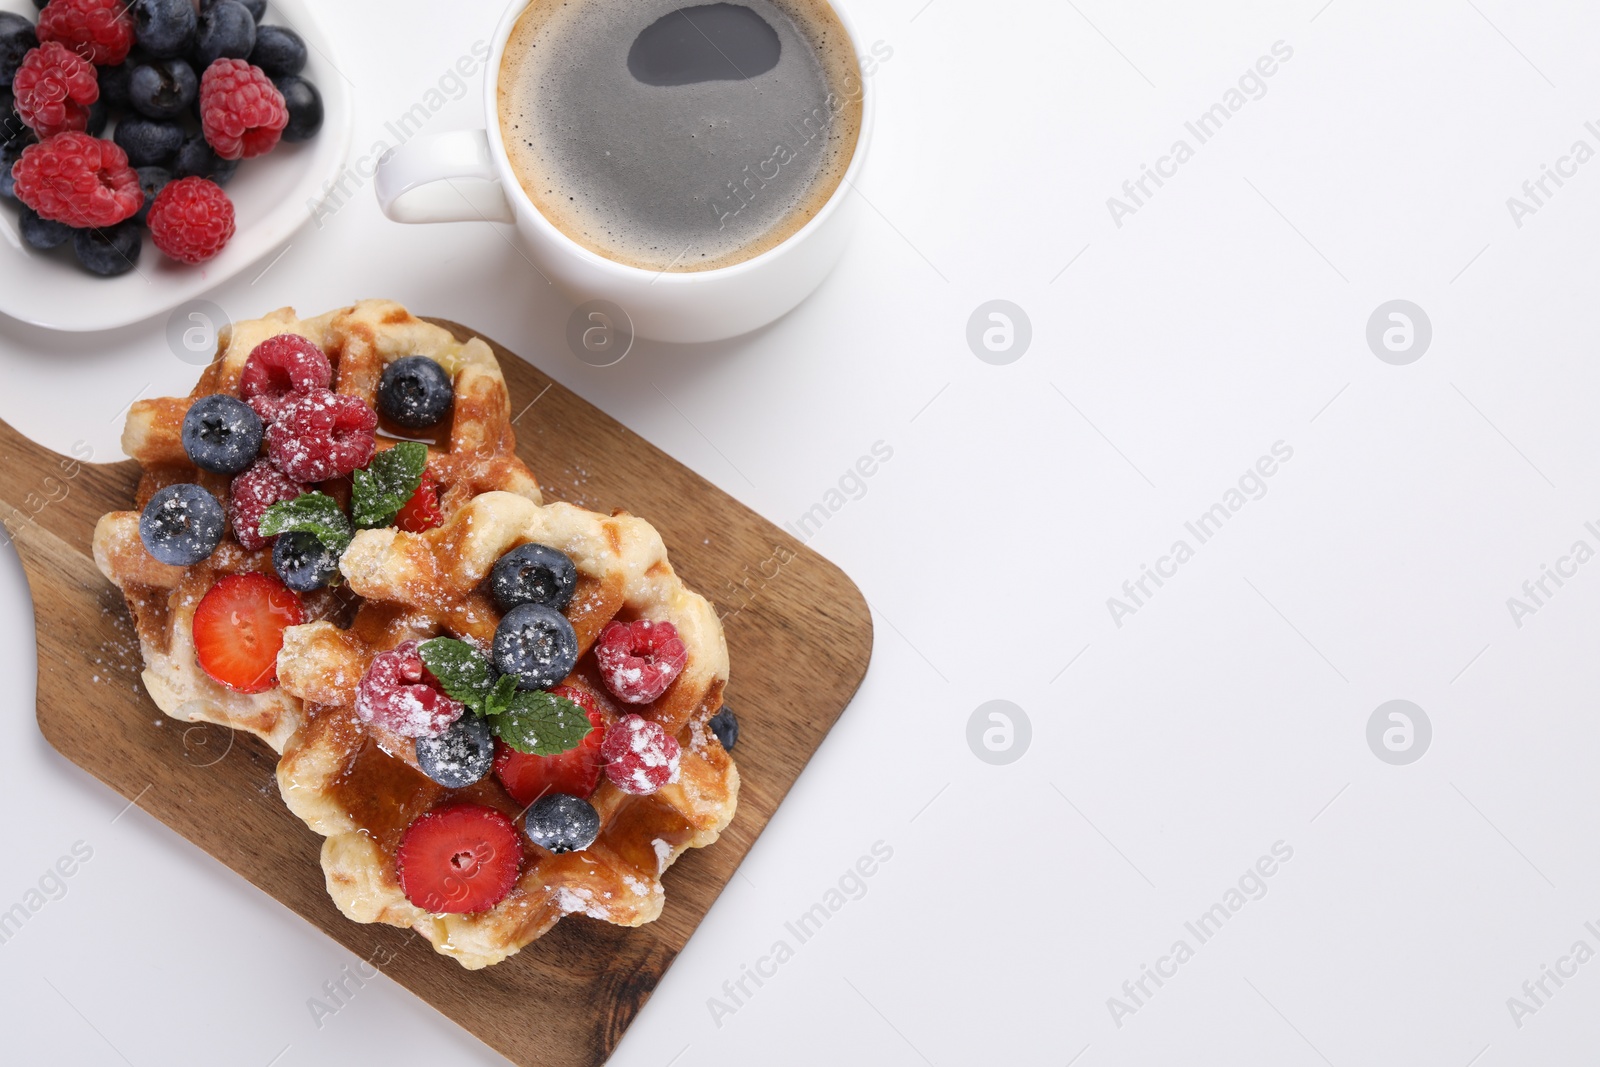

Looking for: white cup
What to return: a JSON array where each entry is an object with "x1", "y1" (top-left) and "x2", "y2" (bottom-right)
[{"x1": 374, "y1": 0, "x2": 875, "y2": 345}]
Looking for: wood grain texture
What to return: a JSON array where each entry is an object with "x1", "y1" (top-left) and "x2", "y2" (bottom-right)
[{"x1": 0, "y1": 319, "x2": 872, "y2": 1066}]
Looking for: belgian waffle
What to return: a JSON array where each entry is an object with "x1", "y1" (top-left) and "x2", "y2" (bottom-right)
[
  {"x1": 91, "y1": 300, "x2": 541, "y2": 751},
  {"x1": 275, "y1": 491, "x2": 738, "y2": 969}
]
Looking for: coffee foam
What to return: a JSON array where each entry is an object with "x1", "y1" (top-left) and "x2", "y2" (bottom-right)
[{"x1": 499, "y1": 0, "x2": 863, "y2": 273}]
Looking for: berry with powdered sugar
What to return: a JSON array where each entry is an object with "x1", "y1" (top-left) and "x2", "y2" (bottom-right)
[
  {"x1": 601, "y1": 713, "x2": 681, "y2": 796},
  {"x1": 227, "y1": 458, "x2": 303, "y2": 551},
  {"x1": 238, "y1": 333, "x2": 331, "y2": 421},
  {"x1": 594, "y1": 618, "x2": 687, "y2": 704},
  {"x1": 356, "y1": 638, "x2": 465, "y2": 739},
  {"x1": 265, "y1": 388, "x2": 377, "y2": 483}
]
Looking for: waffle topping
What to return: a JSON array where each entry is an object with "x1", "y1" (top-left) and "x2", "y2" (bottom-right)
[
  {"x1": 595, "y1": 618, "x2": 688, "y2": 704},
  {"x1": 355, "y1": 638, "x2": 466, "y2": 739},
  {"x1": 394, "y1": 472, "x2": 443, "y2": 533},
  {"x1": 138, "y1": 482, "x2": 224, "y2": 566},
  {"x1": 601, "y1": 714, "x2": 682, "y2": 796},
  {"x1": 377, "y1": 354, "x2": 455, "y2": 430},
  {"x1": 395, "y1": 803, "x2": 523, "y2": 914},
  {"x1": 492, "y1": 688, "x2": 594, "y2": 757},
  {"x1": 415, "y1": 712, "x2": 496, "y2": 789},
  {"x1": 492, "y1": 602, "x2": 580, "y2": 691},
  {"x1": 239, "y1": 333, "x2": 331, "y2": 421},
  {"x1": 228, "y1": 458, "x2": 304, "y2": 551},
  {"x1": 709, "y1": 706, "x2": 738, "y2": 751},
  {"x1": 492, "y1": 696, "x2": 607, "y2": 805},
  {"x1": 265, "y1": 388, "x2": 378, "y2": 483},
  {"x1": 524, "y1": 793, "x2": 601, "y2": 855},
  {"x1": 180, "y1": 394, "x2": 263, "y2": 475},
  {"x1": 417, "y1": 636, "x2": 520, "y2": 718},
  {"x1": 350, "y1": 440, "x2": 427, "y2": 528},
  {"x1": 192, "y1": 573, "x2": 303, "y2": 693},
  {"x1": 257, "y1": 490, "x2": 352, "y2": 554},
  {"x1": 488, "y1": 541, "x2": 578, "y2": 613},
  {"x1": 271, "y1": 532, "x2": 341, "y2": 593}
]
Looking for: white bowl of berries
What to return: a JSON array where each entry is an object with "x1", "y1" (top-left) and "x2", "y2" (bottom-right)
[{"x1": 0, "y1": 0, "x2": 350, "y2": 331}]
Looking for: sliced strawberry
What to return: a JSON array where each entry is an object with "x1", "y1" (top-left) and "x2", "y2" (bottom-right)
[
  {"x1": 494, "y1": 689, "x2": 606, "y2": 805},
  {"x1": 192, "y1": 572, "x2": 303, "y2": 693},
  {"x1": 394, "y1": 473, "x2": 442, "y2": 533},
  {"x1": 396, "y1": 803, "x2": 522, "y2": 914}
]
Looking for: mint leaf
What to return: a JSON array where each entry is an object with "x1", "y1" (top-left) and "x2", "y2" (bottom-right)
[
  {"x1": 352, "y1": 441, "x2": 428, "y2": 529},
  {"x1": 493, "y1": 690, "x2": 591, "y2": 756},
  {"x1": 258, "y1": 492, "x2": 353, "y2": 554},
  {"x1": 417, "y1": 637, "x2": 496, "y2": 713},
  {"x1": 485, "y1": 673, "x2": 520, "y2": 718}
]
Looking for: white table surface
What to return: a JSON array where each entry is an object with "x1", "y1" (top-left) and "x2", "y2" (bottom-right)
[{"x1": 5, "y1": 1, "x2": 1600, "y2": 1064}]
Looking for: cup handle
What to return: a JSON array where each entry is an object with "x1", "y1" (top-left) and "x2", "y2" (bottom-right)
[{"x1": 374, "y1": 129, "x2": 515, "y2": 224}]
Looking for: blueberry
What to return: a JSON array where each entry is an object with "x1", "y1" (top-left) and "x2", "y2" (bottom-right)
[
  {"x1": 489, "y1": 543, "x2": 577, "y2": 614},
  {"x1": 274, "y1": 74, "x2": 322, "y2": 142},
  {"x1": 414, "y1": 712, "x2": 494, "y2": 788},
  {"x1": 0, "y1": 134, "x2": 34, "y2": 200},
  {"x1": 131, "y1": 0, "x2": 197, "y2": 59},
  {"x1": 114, "y1": 116, "x2": 184, "y2": 167},
  {"x1": 129, "y1": 58, "x2": 198, "y2": 120},
  {"x1": 0, "y1": 119, "x2": 23, "y2": 155},
  {"x1": 132, "y1": 166, "x2": 171, "y2": 225},
  {"x1": 1, "y1": 93, "x2": 26, "y2": 148},
  {"x1": 85, "y1": 98, "x2": 107, "y2": 136},
  {"x1": 73, "y1": 222, "x2": 143, "y2": 276},
  {"x1": 191, "y1": 0, "x2": 255, "y2": 71},
  {"x1": 250, "y1": 24, "x2": 304, "y2": 76},
  {"x1": 0, "y1": 12, "x2": 37, "y2": 85},
  {"x1": 182, "y1": 394, "x2": 263, "y2": 474},
  {"x1": 272, "y1": 531, "x2": 339, "y2": 591},
  {"x1": 98, "y1": 62, "x2": 134, "y2": 110},
  {"x1": 709, "y1": 706, "x2": 738, "y2": 750},
  {"x1": 18, "y1": 206, "x2": 71, "y2": 251},
  {"x1": 140, "y1": 483, "x2": 225, "y2": 566},
  {"x1": 493, "y1": 603, "x2": 579, "y2": 691},
  {"x1": 205, "y1": 0, "x2": 265, "y2": 20},
  {"x1": 173, "y1": 134, "x2": 237, "y2": 185},
  {"x1": 524, "y1": 793, "x2": 600, "y2": 854},
  {"x1": 377, "y1": 355, "x2": 453, "y2": 429}
]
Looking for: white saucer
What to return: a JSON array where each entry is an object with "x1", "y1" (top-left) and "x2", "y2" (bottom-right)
[{"x1": 0, "y1": 0, "x2": 352, "y2": 332}]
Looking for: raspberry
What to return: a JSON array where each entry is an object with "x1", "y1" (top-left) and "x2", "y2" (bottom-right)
[
  {"x1": 13, "y1": 43, "x2": 98, "y2": 138},
  {"x1": 37, "y1": 0, "x2": 134, "y2": 66},
  {"x1": 146, "y1": 176, "x2": 235, "y2": 264},
  {"x1": 199, "y1": 58, "x2": 287, "y2": 161},
  {"x1": 12, "y1": 132, "x2": 140, "y2": 227},
  {"x1": 228, "y1": 458, "x2": 303, "y2": 551},
  {"x1": 394, "y1": 472, "x2": 443, "y2": 533},
  {"x1": 594, "y1": 619, "x2": 688, "y2": 704},
  {"x1": 356, "y1": 639, "x2": 465, "y2": 739},
  {"x1": 265, "y1": 388, "x2": 378, "y2": 483},
  {"x1": 601, "y1": 714, "x2": 681, "y2": 796},
  {"x1": 239, "y1": 333, "x2": 331, "y2": 422}
]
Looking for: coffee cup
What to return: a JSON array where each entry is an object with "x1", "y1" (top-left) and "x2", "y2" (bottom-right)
[{"x1": 374, "y1": 0, "x2": 875, "y2": 345}]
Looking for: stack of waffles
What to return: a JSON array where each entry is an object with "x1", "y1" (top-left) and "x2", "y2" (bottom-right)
[{"x1": 92, "y1": 300, "x2": 738, "y2": 968}]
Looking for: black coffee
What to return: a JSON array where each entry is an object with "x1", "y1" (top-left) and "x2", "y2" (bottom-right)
[{"x1": 499, "y1": 0, "x2": 862, "y2": 272}]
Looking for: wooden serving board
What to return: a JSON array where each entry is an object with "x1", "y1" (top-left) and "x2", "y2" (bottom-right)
[{"x1": 1, "y1": 319, "x2": 873, "y2": 1066}]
